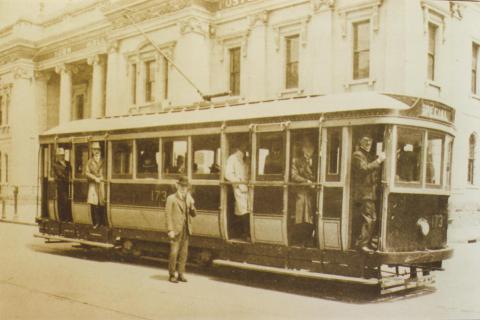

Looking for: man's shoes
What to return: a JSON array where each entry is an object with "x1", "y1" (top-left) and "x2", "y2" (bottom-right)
[
  {"x1": 93, "y1": 224, "x2": 99, "y2": 229},
  {"x1": 168, "y1": 275, "x2": 178, "y2": 283},
  {"x1": 177, "y1": 275, "x2": 188, "y2": 282}
]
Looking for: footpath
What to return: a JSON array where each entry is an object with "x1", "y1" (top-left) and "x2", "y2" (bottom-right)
[{"x1": 0, "y1": 202, "x2": 38, "y2": 226}]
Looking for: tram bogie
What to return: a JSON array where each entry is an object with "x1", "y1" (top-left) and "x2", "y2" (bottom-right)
[{"x1": 36, "y1": 93, "x2": 455, "y2": 294}]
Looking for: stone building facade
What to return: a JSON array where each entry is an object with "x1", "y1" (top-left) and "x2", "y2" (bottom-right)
[{"x1": 0, "y1": 0, "x2": 479, "y2": 213}]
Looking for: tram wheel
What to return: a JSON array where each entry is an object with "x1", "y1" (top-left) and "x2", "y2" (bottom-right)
[{"x1": 196, "y1": 249, "x2": 213, "y2": 267}]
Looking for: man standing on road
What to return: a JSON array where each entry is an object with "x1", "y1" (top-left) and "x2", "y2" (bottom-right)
[
  {"x1": 352, "y1": 133, "x2": 385, "y2": 253},
  {"x1": 166, "y1": 176, "x2": 196, "y2": 283}
]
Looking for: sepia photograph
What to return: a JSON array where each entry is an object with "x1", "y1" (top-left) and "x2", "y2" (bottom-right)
[{"x1": 0, "y1": 0, "x2": 479, "y2": 319}]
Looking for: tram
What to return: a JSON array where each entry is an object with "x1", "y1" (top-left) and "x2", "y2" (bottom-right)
[{"x1": 36, "y1": 92, "x2": 455, "y2": 294}]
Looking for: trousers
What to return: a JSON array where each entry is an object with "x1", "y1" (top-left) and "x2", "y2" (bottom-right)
[
  {"x1": 168, "y1": 226, "x2": 189, "y2": 276},
  {"x1": 91, "y1": 205, "x2": 107, "y2": 226},
  {"x1": 355, "y1": 200, "x2": 377, "y2": 248}
]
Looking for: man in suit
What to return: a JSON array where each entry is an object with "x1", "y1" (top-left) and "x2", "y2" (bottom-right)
[
  {"x1": 291, "y1": 138, "x2": 316, "y2": 247},
  {"x1": 53, "y1": 147, "x2": 72, "y2": 222},
  {"x1": 166, "y1": 176, "x2": 196, "y2": 283},
  {"x1": 352, "y1": 133, "x2": 385, "y2": 253}
]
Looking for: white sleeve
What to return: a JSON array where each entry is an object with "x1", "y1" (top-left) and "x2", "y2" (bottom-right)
[{"x1": 225, "y1": 156, "x2": 238, "y2": 182}]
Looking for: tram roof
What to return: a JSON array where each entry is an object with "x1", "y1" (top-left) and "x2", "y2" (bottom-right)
[{"x1": 41, "y1": 92, "x2": 416, "y2": 137}]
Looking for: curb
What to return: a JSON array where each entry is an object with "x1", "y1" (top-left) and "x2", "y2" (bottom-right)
[{"x1": 0, "y1": 219, "x2": 37, "y2": 227}]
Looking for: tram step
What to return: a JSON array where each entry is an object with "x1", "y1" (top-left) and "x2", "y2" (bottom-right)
[
  {"x1": 34, "y1": 233, "x2": 114, "y2": 249},
  {"x1": 212, "y1": 259, "x2": 379, "y2": 285}
]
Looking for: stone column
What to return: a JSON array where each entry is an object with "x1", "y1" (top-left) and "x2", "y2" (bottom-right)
[
  {"x1": 88, "y1": 55, "x2": 106, "y2": 118},
  {"x1": 55, "y1": 64, "x2": 72, "y2": 124},
  {"x1": 106, "y1": 41, "x2": 120, "y2": 116},
  {"x1": 33, "y1": 71, "x2": 51, "y2": 133}
]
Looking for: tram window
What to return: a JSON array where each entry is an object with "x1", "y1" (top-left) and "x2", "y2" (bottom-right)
[
  {"x1": 290, "y1": 129, "x2": 318, "y2": 182},
  {"x1": 74, "y1": 144, "x2": 89, "y2": 179},
  {"x1": 257, "y1": 132, "x2": 284, "y2": 180},
  {"x1": 136, "y1": 138, "x2": 159, "y2": 179},
  {"x1": 163, "y1": 138, "x2": 187, "y2": 176},
  {"x1": 42, "y1": 146, "x2": 49, "y2": 177},
  {"x1": 446, "y1": 138, "x2": 453, "y2": 187},
  {"x1": 112, "y1": 141, "x2": 133, "y2": 179},
  {"x1": 192, "y1": 135, "x2": 220, "y2": 179},
  {"x1": 326, "y1": 128, "x2": 342, "y2": 181},
  {"x1": 426, "y1": 132, "x2": 444, "y2": 185},
  {"x1": 396, "y1": 127, "x2": 423, "y2": 183}
]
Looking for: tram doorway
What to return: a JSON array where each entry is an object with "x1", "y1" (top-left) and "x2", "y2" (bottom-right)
[
  {"x1": 225, "y1": 132, "x2": 251, "y2": 242},
  {"x1": 349, "y1": 125, "x2": 385, "y2": 250},
  {"x1": 53, "y1": 143, "x2": 73, "y2": 222}
]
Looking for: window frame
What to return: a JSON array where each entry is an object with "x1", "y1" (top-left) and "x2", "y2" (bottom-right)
[
  {"x1": 130, "y1": 63, "x2": 137, "y2": 105},
  {"x1": 468, "y1": 133, "x2": 477, "y2": 185},
  {"x1": 161, "y1": 137, "x2": 188, "y2": 179},
  {"x1": 229, "y1": 47, "x2": 241, "y2": 96},
  {"x1": 74, "y1": 143, "x2": 89, "y2": 180},
  {"x1": 427, "y1": 22, "x2": 438, "y2": 81},
  {"x1": 256, "y1": 131, "x2": 286, "y2": 181},
  {"x1": 144, "y1": 59, "x2": 156, "y2": 103},
  {"x1": 135, "y1": 138, "x2": 160, "y2": 180},
  {"x1": 326, "y1": 128, "x2": 343, "y2": 182},
  {"x1": 472, "y1": 43, "x2": 479, "y2": 95},
  {"x1": 352, "y1": 20, "x2": 371, "y2": 80},
  {"x1": 285, "y1": 34, "x2": 300, "y2": 90},
  {"x1": 425, "y1": 130, "x2": 445, "y2": 188},
  {"x1": 394, "y1": 126, "x2": 425, "y2": 188},
  {"x1": 191, "y1": 134, "x2": 221, "y2": 180},
  {"x1": 111, "y1": 140, "x2": 134, "y2": 180}
]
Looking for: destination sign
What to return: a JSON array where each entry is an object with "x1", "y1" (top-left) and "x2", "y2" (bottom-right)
[
  {"x1": 420, "y1": 101, "x2": 453, "y2": 123},
  {"x1": 218, "y1": 0, "x2": 259, "y2": 10}
]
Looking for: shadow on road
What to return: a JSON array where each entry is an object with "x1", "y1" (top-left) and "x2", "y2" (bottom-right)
[{"x1": 28, "y1": 241, "x2": 436, "y2": 304}]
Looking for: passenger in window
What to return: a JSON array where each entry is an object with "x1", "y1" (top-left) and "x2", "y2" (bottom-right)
[
  {"x1": 225, "y1": 142, "x2": 250, "y2": 241},
  {"x1": 53, "y1": 147, "x2": 71, "y2": 222},
  {"x1": 210, "y1": 163, "x2": 220, "y2": 174},
  {"x1": 86, "y1": 142, "x2": 106, "y2": 228},
  {"x1": 172, "y1": 155, "x2": 186, "y2": 174},
  {"x1": 166, "y1": 176, "x2": 196, "y2": 283},
  {"x1": 352, "y1": 134, "x2": 385, "y2": 253},
  {"x1": 291, "y1": 137, "x2": 316, "y2": 247},
  {"x1": 264, "y1": 141, "x2": 283, "y2": 175}
]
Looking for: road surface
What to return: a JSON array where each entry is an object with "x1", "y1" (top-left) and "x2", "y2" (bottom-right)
[{"x1": 0, "y1": 223, "x2": 479, "y2": 320}]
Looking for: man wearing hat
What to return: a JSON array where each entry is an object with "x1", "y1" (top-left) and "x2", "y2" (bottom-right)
[
  {"x1": 352, "y1": 133, "x2": 386, "y2": 253},
  {"x1": 165, "y1": 176, "x2": 196, "y2": 283},
  {"x1": 291, "y1": 137, "x2": 316, "y2": 247},
  {"x1": 86, "y1": 142, "x2": 106, "y2": 228},
  {"x1": 53, "y1": 147, "x2": 71, "y2": 222}
]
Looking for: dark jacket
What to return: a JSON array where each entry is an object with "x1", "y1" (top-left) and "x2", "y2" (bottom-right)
[
  {"x1": 166, "y1": 192, "x2": 196, "y2": 235},
  {"x1": 352, "y1": 149, "x2": 381, "y2": 201}
]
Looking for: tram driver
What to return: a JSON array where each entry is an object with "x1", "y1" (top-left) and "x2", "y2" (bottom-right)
[{"x1": 352, "y1": 133, "x2": 385, "y2": 253}]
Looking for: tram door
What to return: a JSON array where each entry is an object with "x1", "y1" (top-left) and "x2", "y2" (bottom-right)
[
  {"x1": 349, "y1": 125, "x2": 385, "y2": 249},
  {"x1": 318, "y1": 127, "x2": 347, "y2": 250},
  {"x1": 224, "y1": 132, "x2": 251, "y2": 241},
  {"x1": 40, "y1": 145, "x2": 51, "y2": 219},
  {"x1": 287, "y1": 129, "x2": 319, "y2": 248},
  {"x1": 55, "y1": 143, "x2": 73, "y2": 223}
]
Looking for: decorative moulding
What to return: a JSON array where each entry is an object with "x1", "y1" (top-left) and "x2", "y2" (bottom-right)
[
  {"x1": 273, "y1": 15, "x2": 312, "y2": 51},
  {"x1": 311, "y1": 0, "x2": 335, "y2": 13},
  {"x1": 338, "y1": 0, "x2": 384, "y2": 37}
]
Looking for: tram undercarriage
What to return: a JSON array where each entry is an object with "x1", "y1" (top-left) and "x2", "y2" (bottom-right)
[{"x1": 35, "y1": 219, "x2": 452, "y2": 295}]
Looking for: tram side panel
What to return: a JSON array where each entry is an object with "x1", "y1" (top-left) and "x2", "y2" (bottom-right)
[{"x1": 385, "y1": 194, "x2": 448, "y2": 252}]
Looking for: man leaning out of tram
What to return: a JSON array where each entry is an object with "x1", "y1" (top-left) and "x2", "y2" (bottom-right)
[{"x1": 352, "y1": 133, "x2": 385, "y2": 253}]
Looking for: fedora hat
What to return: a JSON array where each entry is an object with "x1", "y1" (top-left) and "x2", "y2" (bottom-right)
[
  {"x1": 176, "y1": 176, "x2": 189, "y2": 187},
  {"x1": 91, "y1": 142, "x2": 101, "y2": 149},
  {"x1": 56, "y1": 147, "x2": 65, "y2": 155}
]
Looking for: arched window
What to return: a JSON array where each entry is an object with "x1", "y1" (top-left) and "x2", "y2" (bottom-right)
[{"x1": 468, "y1": 134, "x2": 477, "y2": 184}]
